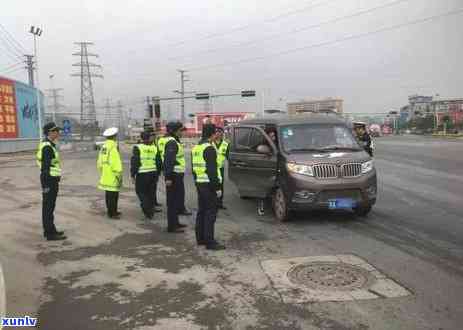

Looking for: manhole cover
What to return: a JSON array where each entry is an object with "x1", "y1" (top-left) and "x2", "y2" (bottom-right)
[{"x1": 287, "y1": 261, "x2": 374, "y2": 291}]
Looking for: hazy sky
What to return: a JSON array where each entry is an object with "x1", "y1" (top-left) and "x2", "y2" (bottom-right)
[{"x1": 1, "y1": 0, "x2": 462, "y2": 121}]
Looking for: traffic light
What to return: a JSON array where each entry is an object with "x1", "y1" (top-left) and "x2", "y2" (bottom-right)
[
  {"x1": 148, "y1": 104, "x2": 153, "y2": 118},
  {"x1": 195, "y1": 93, "x2": 209, "y2": 100},
  {"x1": 241, "y1": 90, "x2": 256, "y2": 97}
]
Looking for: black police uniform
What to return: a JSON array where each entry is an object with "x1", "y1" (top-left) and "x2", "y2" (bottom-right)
[
  {"x1": 164, "y1": 133, "x2": 187, "y2": 232},
  {"x1": 194, "y1": 133, "x2": 223, "y2": 250},
  {"x1": 40, "y1": 138, "x2": 63, "y2": 239},
  {"x1": 359, "y1": 132, "x2": 373, "y2": 157},
  {"x1": 130, "y1": 144, "x2": 162, "y2": 219}
]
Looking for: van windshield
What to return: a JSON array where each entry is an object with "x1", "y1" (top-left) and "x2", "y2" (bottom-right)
[{"x1": 280, "y1": 124, "x2": 362, "y2": 153}]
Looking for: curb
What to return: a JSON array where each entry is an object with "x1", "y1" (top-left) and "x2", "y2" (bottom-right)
[{"x1": 0, "y1": 262, "x2": 5, "y2": 328}]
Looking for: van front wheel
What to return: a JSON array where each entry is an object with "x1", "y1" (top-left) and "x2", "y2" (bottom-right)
[
  {"x1": 354, "y1": 204, "x2": 372, "y2": 217},
  {"x1": 273, "y1": 188, "x2": 290, "y2": 222}
]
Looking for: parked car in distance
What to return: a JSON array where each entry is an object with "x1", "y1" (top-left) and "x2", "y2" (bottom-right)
[{"x1": 227, "y1": 114, "x2": 377, "y2": 222}]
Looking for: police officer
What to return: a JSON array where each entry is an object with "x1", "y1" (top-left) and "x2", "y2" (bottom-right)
[
  {"x1": 192, "y1": 124, "x2": 225, "y2": 250},
  {"x1": 37, "y1": 122, "x2": 66, "y2": 241},
  {"x1": 355, "y1": 125, "x2": 373, "y2": 157},
  {"x1": 158, "y1": 121, "x2": 187, "y2": 233},
  {"x1": 130, "y1": 132, "x2": 162, "y2": 221},
  {"x1": 97, "y1": 127, "x2": 123, "y2": 219},
  {"x1": 152, "y1": 133, "x2": 162, "y2": 207},
  {"x1": 214, "y1": 127, "x2": 229, "y2": 210}
]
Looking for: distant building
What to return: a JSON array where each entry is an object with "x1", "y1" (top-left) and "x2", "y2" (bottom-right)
[
  {"x1": 431, "y1": 97, "x2": 463, "y2": 126},
  {"x1": 401, "y1": 95, "x2": 463, "y2": 126},
  {"x1": 287, "y1": 98, "x2": 343, "y2": 115}
]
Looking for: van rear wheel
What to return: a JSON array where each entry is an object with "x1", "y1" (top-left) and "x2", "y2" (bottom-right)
[{"x1": 273, "y1": 188, "x2": 290, "y2": 222}]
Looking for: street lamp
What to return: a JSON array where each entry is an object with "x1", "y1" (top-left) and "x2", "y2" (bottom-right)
[{"x1": 30, "y1": 26, "x2": 43, "y2": 139}]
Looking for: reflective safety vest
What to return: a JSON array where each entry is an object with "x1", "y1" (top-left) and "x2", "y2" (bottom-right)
[
  {"x1": 158, "y1": 136, "x2": 185, "y2": 173},
  {"x1": 136, "y1": 144, "x2": 158, "y2": 173},
  {"x1": 36, "y1": 141, "x2": 62, "y2": 177},
  {"x1": 97, "y1": 139, "x2": 123, "y2": 192},
  {"x1": 192, "y1": 142, "x2": 222, "y2": 183},
  {"x1": 215, "y1": 140, "x2": 229, "y2": 169}
]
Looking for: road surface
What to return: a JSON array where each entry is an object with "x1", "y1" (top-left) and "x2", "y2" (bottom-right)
[{"x1": 0, "y1": 135, "x2": 462, "y2": 329}]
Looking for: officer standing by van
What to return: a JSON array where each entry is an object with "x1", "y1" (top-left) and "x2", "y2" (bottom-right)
[
  {"x1": 158, "y1": 121, "x2": 187, "y2": 233},
  {"x1": 37, "y1": 122, "x2": 66, "y2": 241},
  {"x1": 192, "y1": 124, "x2": 225, "y2": 250},
  {"x1": 130, "y1": 131, "x2": 162, "y2": 221},
  {"x1": 97, "y1": 127, "x2": 123, "y2": 219},
  {"x1": 214, "y1": 127, "x2": 229, "y2": 210}
]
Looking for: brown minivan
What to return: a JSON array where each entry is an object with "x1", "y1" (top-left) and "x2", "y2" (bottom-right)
[{"x1": 227, "y1": 114, "x2": 377, "y2": 221}]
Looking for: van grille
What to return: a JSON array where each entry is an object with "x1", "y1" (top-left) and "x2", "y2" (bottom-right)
[
  {"x1": 312, "y1": 163, "x2": 363, "y2": 179},
  {"x1": 313, "y1": 164, "x2": 338, "y2": 179},
  {"x1": 341, "y1": 163, "x2": 362, "y2": 178}
]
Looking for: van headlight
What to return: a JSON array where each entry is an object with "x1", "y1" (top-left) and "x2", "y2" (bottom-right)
[
  {"x1": 287, "y1": 162, "x2": 314, "y2": 176},
  {"x1": 362, "y1": 160, "x2": 374, "y2": 174}
]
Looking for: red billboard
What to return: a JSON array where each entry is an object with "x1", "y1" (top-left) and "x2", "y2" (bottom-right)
[
  {"x1": 0, "y1": 78, "x2": 18, "y2": 138},
  {"x1": 195, "y1": 112, "x2": 254, "y2": 134}
]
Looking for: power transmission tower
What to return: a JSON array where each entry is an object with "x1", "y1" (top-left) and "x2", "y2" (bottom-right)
[
  {"x1": 46, "y1": 87, "x2": 64, "y2": 122},
  {"x1": 71, "y1": 42, "x2": 103, "y2": 140},
  {"x1": 24, "y1": 55, "x2": 35, "y2": 86}
]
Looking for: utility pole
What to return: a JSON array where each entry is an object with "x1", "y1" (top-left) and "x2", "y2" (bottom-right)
[
  {"x1": 178, "y1": 69, "x2": 189, "y2": 122},
  {"x1": 24, "y1": 55, "x2": 35, "y2": 87},
  {"x1": 29, "y1": 26, "x2": 43, "y2": 139},
  {"x1": 71, "y1": 42, "x2": 103, "y2": 141},
  {"x1": 117, "y1": 101, "x2": 123, "y2": 139}
]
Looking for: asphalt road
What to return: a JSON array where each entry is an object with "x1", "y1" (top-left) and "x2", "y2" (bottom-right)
[{"x1": 0, "y1": 135, "x2": 462, "y2": 330}]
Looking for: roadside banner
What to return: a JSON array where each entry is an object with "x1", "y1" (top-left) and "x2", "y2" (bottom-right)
[{"x1": 0, "y1": 78, "x2": 18, "y2": 138}]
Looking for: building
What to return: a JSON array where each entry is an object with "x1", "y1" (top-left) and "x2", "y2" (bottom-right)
[
  {"x1": 431, "y1": 97, "x2": 463, "y2": 126},
  {"x1": 287, "y1": 98, "x2": 343, "y2": 115}
]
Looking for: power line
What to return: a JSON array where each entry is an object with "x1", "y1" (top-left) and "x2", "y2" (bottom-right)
[
  {"x1": 188, "y1": 7, "x2": 463, "y2": 72},
  {"x1": 167, "y1": 0, "x2": 337, "y2": 47},
  {"x1": 0, "y1": 61, "x2": 23, "y2": 73},
  {"x1": 2, "y1": 66, "x2": 24, "y2": 75},
  {"x1": 0, "y1": 23, "x2": 28, "y2": 54},
  {"x1": 171, "y1": 0, "x2": 411, "y2": 61},
  {"x1": 0, "y1": 34, "x2": 24, "y2": 63}
]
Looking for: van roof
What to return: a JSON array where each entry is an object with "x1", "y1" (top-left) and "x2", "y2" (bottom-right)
[{"x1": 239, "y1": 113, "x2": 348, "y2": 126}]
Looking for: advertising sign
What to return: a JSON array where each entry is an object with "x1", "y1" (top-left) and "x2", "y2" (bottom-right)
[
  {"x1": 15, "y1": 81, "x2": 42, "y2": 138},
  {"x1": 0, "y1": 78, "x2": 19, "y2": 138},
  {"x1": 195, "y1": 112, "x2": 253, "y2": 134}
]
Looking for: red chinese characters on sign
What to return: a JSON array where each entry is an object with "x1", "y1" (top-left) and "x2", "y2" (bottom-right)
[{"x1": 0, "y1": 78, "x2": 18, "y2": 138}]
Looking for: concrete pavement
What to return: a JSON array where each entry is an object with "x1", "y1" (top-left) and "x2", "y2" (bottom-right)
[{"x1": 0, "y1": 136, "x2": 462, "y2": 329}]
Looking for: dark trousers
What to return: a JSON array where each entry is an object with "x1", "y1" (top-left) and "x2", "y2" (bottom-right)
[
  {"x1": 135, "y1": 172, "x2": 157, "y2": 218},
  {"x1": 195, "y1": 183, "x2": 218, "y2": 245},
  {"x1": 154, "y1": 174, "x2": 160, "y2": 205},
  {"x1": 166, "y1": 173, "x2": 183, "y2": 231},
  {"x1": 219, "y1": 167, "x2": 225, "y2": 206},
  {"x1": 179, "y1": 173, "x2": 187, "y2": 211},
  {"x1": 41, "y1": 177, "x2": 59, "y2": 237},
  {"x1": 105, "y1": 191, "x2": 119, "y2": 217}
]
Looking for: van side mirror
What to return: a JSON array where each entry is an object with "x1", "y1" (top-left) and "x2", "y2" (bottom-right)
[{"x1": 256, "y1": 144, "x2": 271, "y2": 155}]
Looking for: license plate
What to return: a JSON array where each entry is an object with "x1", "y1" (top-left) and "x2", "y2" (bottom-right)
[{"x1": 328, "y1": 198, "x2": 356, "y2": 209}]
